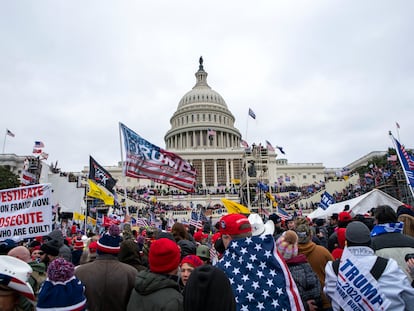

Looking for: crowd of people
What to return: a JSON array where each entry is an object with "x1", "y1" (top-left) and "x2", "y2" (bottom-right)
[{"x1": 2, "y1": 202, "x2": 414, "y2": 310}]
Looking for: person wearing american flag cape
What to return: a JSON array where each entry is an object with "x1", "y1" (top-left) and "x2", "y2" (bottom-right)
[{"x1": 216, "y1": 213, "x2": 305, "y2": 311}]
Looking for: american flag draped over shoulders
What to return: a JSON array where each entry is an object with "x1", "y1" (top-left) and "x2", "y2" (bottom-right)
[{"x1": 216, "y1": 235, "x2": 304, "y2": 311}]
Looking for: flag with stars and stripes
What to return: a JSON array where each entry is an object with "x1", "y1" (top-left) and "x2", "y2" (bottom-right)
[{"x1": 216, "y1": 235, "x2": 304, "y2": 311}]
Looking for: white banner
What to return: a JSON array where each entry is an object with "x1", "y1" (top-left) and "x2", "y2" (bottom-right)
[{"x1": 0, "y1": 184, "x2": 53, "y2": 240}]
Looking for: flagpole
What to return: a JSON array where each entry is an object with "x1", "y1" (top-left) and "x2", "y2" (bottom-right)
[
  {"x1": 118, "y1": 123, "x2": 129, "y2": 216},
  {"x1": 2, "y1": 131, "x2": 7, "y2": 154},
  {"x1": 396, "y1": 122, "x2": 401, "y2": 142},
  {"x1": 389, "y1": 132, "x2": 414, "y2": 200},
  {"x1": 245, "y1": 114, "x2": 251, "y2": 209}
]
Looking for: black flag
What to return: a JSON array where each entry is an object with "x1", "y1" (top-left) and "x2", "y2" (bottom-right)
[{"x1": 89, "y1": 156, "x2": 117, "y2": 193}]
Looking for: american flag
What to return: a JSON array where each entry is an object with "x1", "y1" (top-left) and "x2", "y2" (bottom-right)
[
  {"x1": 260, "y1": 206, "x2": 270, "y2": 217},
  {"x1": 135, "y1": 217, "x2": 149, "y2": 228},
  {"x1": 189, "y1": 210, "x2": 203, "y2": 229},
  {"x1": 6, "y1": 129, "x2": 15, "y2": 137},
  {"x1": 34, "y1": 141, "x2": 45, "y2": 148},
  {"x1": 216, "y1": 235, "x2": 304, "y2": 310},
  {"x1": 266, "y1": 140, "x2": 275, "y2": 152},
  {"x1": 248, "y1": 108, "x2": 256, "y2": 119},
  {"x1": 208, "y1": 128, "x2": 216, "y2": 136},
  {"x1": 120, "y1": 123, "x2": 197, "y2": 193},
  {"x1": 241, "y1": 140, "x2": 249, "y2": 149},
  {"x1": 392, "y1": 134, "x2": 414, "y2": 190},
  {"x1": 277, "y1": 206, "x2": 290, "y2": 221}
]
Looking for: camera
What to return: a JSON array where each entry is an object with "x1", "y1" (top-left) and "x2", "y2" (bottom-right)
[{"x1": 405, "y1": 253, "x2": 414, "y2": 261}]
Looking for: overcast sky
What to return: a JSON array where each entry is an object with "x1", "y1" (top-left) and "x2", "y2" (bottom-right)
[{"x1": 1, "y1": 1, "x2": 413, "y2": 173}]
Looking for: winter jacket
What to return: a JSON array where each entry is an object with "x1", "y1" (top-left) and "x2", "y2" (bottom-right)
[
  {"x1": 324, "y1": 246, "x2": 414, "y2": 311},
  {"x1": 118, "y1": 239, "x2": 147, "y2": 271},
  {"x1": 75, "y1": 254, "x2": 138, "y2": 311},
  {"x1": 372, "y1": 231, "x2": 414, "y2": 280},
  {"x1": 127, "y1": 270, "x2": 183, "y2": 311},
  {"x1": 46, "y1": 229, "x2": 72, "y2": 261},
  {"x1": 286, "y1": 254, "x2": 322, "y2": 311},
  {"x1": 298, "y1": 240, "x2": 333, "y2": 309}
]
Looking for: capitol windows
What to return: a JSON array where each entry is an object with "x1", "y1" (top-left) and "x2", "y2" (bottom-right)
[{"x1": 191, "y1": 115, "x2": 194, "y2": 122}]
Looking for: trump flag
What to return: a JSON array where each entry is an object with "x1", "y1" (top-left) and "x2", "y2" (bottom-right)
[{"x1": 120, "y1": 122, "x2": 197, "y2": 193}]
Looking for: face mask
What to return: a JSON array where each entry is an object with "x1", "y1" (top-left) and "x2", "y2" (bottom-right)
[{"x1": 214, "y1": 238, "x2": 225, "y2": 254}]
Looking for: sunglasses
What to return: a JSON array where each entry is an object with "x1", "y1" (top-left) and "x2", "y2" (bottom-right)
[{"x1": 38, "y1": 251, "x2": 45, "y2": 255}]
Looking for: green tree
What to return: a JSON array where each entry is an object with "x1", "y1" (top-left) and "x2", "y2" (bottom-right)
[{"x1": 0, "y1": 166, "x2": 20, "y2": 190}]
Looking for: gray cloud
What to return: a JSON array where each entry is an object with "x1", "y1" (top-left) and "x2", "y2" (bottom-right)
[{"x1": 1, "y1": 0, "x2": 413, "y2": 172}]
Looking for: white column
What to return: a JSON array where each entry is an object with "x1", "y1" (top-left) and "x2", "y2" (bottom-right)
[
  {"x1": 202, "y1": 160, "x2": 206, "y2": 187},
  {"x1": 214, "y1": 159, "x2": 218, "y2": 187},
  {"x1": 226, "y1": 159, "x2": 230, "y2": 187},
  {"x1": 193, "y1": 131, "x2": 196, "y2": 147},
  {"x1": 230, "y1": 159, "x2": 234, "y2": 181}
]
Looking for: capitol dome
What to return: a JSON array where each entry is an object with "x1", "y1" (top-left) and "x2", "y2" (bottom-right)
[{"x1": 165, "y1": 57, "x2": 242, "y2": 151}]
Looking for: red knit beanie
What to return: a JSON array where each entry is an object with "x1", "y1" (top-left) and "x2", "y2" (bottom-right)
[
  {"x1": 180, "y1": 255, "x2": 203, "y2": 268},
  {"x1": 149, "y1": 238, "x2": 181, "y2": 274}
]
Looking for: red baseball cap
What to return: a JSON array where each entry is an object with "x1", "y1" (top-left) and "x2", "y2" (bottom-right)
[
  {"x1": 217, "y1": 214, "x2": 251, "y2": 236},
  {"x1": 339, "y1": 211, "x2": 352, "y2": 223},
  {"x1": 193, "y1": 230, "x2": 209, "y2": 242}
]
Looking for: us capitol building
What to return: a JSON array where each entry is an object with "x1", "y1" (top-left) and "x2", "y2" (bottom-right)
[
  {"x1": 108, "y1": 57, "x2": 333, "y2": 208},
  {"x1": 1, "y1": 58, "x2": 362, "y2": 212}
]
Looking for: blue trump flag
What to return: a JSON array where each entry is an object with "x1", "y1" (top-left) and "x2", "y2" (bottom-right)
[
  {"x1": 391, "y1": 133, "x2": 414, "y2": 192},
  {"x1": 319, "y1": 191, "x2": 335, "y2": 210}
]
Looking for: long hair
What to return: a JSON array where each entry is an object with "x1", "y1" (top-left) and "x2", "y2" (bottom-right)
[{"x1": 172, "y1": 222, "x2": 189, "y2": 242}]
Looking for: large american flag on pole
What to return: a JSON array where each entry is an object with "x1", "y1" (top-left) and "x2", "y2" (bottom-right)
[
  {"x1": 216, "y1": 235, "x2": 304, "y2": 311},
  {"x1": 391, "y1": 133, "x2": 414, "y2": 192},
  {"x1": 120, "y1": 123, "x2": 197, "y2": 192}
]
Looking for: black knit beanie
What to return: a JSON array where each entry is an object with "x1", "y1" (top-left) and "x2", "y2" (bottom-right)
[{"x1": 40, "y1": 239, "x2": 60, "y2": 256}]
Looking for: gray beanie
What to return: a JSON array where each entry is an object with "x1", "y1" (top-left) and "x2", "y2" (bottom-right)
[{"x1": 345, "y1": 221, "x2": 371, "y2": 245}]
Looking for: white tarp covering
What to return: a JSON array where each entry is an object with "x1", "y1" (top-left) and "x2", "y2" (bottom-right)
[
  {"x1": 48, "y1": 173, "x2": 84, "y2": 213},
  {"x1": 307, "y1": 189, "x2": 404, "y2": 220}
]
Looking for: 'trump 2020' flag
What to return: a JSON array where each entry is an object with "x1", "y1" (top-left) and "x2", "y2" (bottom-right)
[
  {"x1": 391, "y1": 133, "x2": 414, "y2": 191},
  {"x1": 319, "y1": 191, "x2": 336, "y2": 210},
  {"x1": 120, "y1": 122, "x2": 197, "y2": 193},
  {"x1": 89, "y1": 156, "x2": 117, "y2": 193}
]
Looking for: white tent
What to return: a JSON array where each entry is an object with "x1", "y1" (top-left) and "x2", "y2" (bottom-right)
[{"x1": 307, "y1": 189, "x2": 404, "y2": 220}]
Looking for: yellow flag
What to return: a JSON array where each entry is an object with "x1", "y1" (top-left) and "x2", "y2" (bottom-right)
[
  {"x1": 73, "y1": 212, "x2": 85, "y2": 221},
  {"x1": 87, "y1": 216, "x2": 97, "y2": 226},
  {"x1": 265, "y1": 192, "x2": 275, "y2": 202},
  {"x1": 87, "y1": 179, "x2": 114, "y2": 205},
  {"x1": 221, "y1": 198, "x2": 251, "y2": 215}
]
